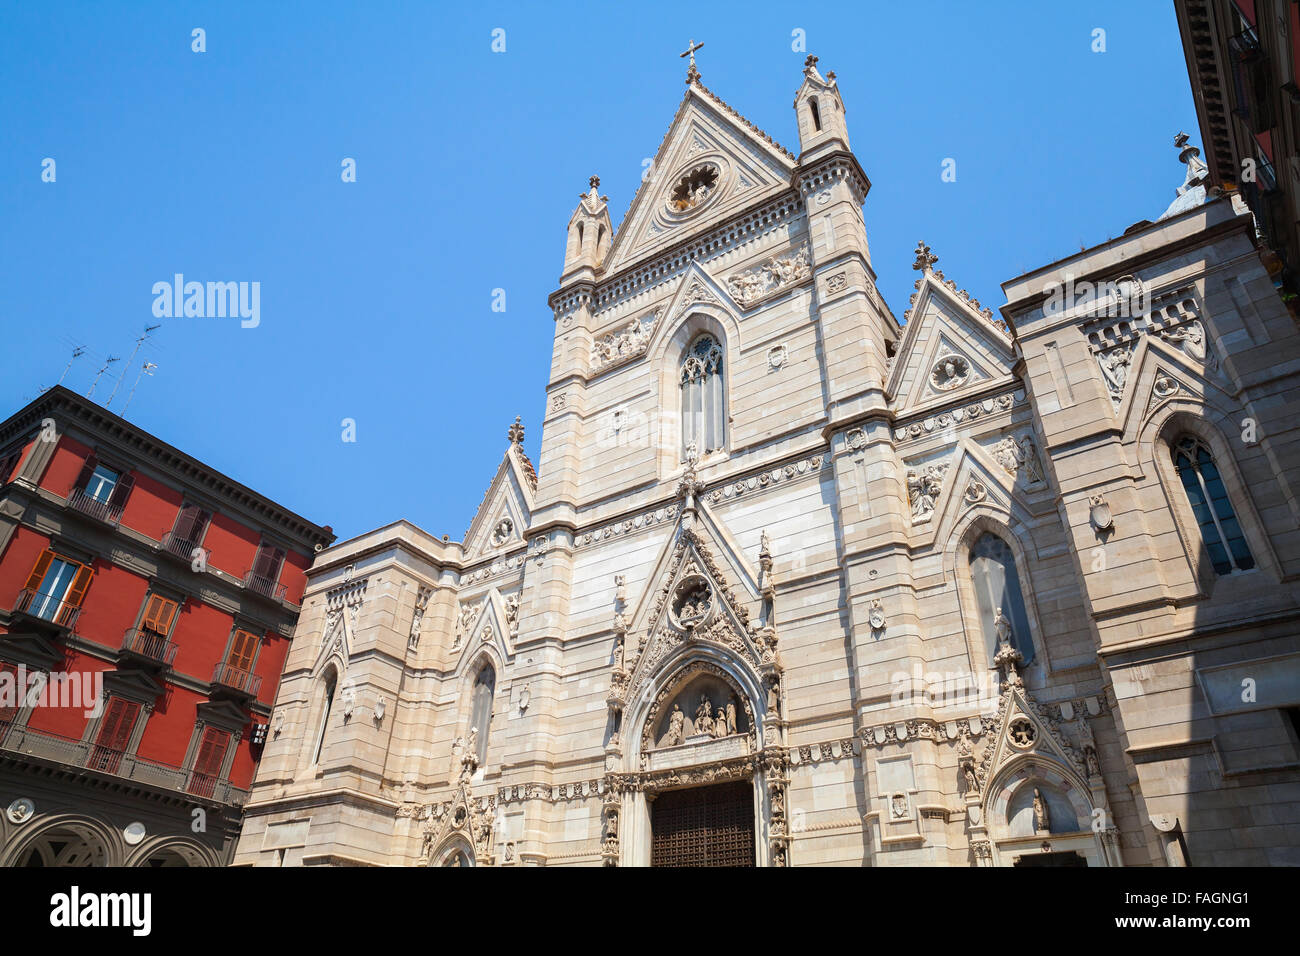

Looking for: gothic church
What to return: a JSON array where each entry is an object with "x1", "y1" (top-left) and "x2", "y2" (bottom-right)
[{"x1": 232, "y1": 54, "x2": 1300, "y2": 867}]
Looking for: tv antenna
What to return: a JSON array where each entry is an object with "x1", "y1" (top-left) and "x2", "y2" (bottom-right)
[
  {"x1": 57, "y1": 346, "x2": 86, "y2": 386},
  {"x1": 107, "y1": 324, "x2": 161, "y2": 408},
  {"x1": 121, "y1": 362, "x2": 158, "y2": 416},
  {"x1": 86, "y1": 356, "x2": 120, "y2": 399}
]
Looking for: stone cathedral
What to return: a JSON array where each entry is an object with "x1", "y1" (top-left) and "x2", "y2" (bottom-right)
[{"x1": 233, "y1": 54, "x2": 1300, "y2": 867}]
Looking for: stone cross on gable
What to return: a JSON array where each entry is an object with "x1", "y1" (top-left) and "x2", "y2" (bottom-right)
[
  {"x1": 680, "y1": 38, "x2": 704, "y2": 82},
  {"x1": 912, "y1": 241, "x2": 938, "y2": 272},
  {"x1": 508, "y1": 416, "x2": 525, "y2": 445}
]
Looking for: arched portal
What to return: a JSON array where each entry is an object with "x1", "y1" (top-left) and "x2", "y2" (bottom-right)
[{"x1": 13, "y1": 820, "x2": 113, "y2": 867}]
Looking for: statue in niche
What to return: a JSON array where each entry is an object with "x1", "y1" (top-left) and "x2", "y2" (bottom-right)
[
  {"x1": 994, "y1": 606, "x2": 1014, "y2": 646},
  {"x1": 694, "y1": 695, "x2": 715, "y2": 736},
  {"x1": 1032, "y1": 787, "x2": 1050, "y2": 834},
  {"x1": 712, "y1": 706, "x2": 729, "y2": 738},
  {"x1": 726, "y1": 697, "x2": 737, "y2": 737},
  {"x1": 767, "y1": 677, "x2": 781, "y2": 716},
  {"x1": 666, "y1": 704, "x2": 685, "y2": 747},
  {"x1": 963, "y1": 763, "x2": 979, "y2": 794}
]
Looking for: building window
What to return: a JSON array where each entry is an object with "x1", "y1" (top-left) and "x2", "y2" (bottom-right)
[
  {"x1": 312, "y1": 671, "x2": 337, "y2": 766},
  {"x1": 21, "y1": 551, "x2": 92, "y2": 626},
  {"x1": 73, "y1": 455, "x2": 133, "y2": 509},
  {"x1": 88, "y1": 697, "x2": 141, "y2": 774},
  {"x1": 85, "y1": 464, "x2": 118, "y2": 503},
  {"x1": 470, "y1": 663, "x2": 495, "y2": 766},
  {"x1": 1172, "y1": 435, "x2": 1254, "y2": 575},
  {"x1": 140, "y1": 594, "x2": 180, "y2": 636},
  {"x1": 680, "y1": 334, "x2": 725, "y2": 460},
  {"x1": 187, "y1": 726, "x2": 231, "y2": 797},
  {"x1": 225, "y1": 628, "x2": 259, "y2": 673},
  {"x1": 969, "y1": 532, "x2": 1034, "y2": 664}
]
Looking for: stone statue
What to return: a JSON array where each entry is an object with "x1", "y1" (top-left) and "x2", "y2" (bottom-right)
[
  {"x1": 1032, "y1": 787, "x2": 1050, "y2": 834},
  {"x1": 694, "y1": 695, "x2": 714, "y2": 736},
  {"x1": 726, "y1": 697, "x2": 737, "y2": 736},
  {"x1": 667, "y1": 704, "x2": 685, "y2": 747},
  {"x1": 767, "y1": 677, "x2": 781, "y2": 715},
  {"x1": 713, "y1": 706, "x2": 729, "y2": 738},
  {"x1": 994, "y1": 606, "x2": 1013, "y2": 646},
  {"x1": 963, "y1": 764, "x2": 978, "y2": 793}
]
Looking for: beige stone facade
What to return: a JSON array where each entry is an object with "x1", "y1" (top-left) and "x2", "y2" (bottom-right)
[{"x1": 232, "y1": 58, "x2": 1300, "y2": 867}]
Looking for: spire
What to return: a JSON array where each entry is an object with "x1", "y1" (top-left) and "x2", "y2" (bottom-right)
[
  {"x1": 561, "y1": 173, "x2": 614, "y2": 281},
  {"x1": 680, "y1": 38, "x2": 704, "y2": 84},
  {"x1": 1159, "y1": 132, "x2": 1211, "y2": 220}
]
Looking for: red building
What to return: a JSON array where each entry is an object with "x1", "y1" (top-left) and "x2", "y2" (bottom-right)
[{"x1": 0, "y1": 387, "x2": 332, "y2": 865}]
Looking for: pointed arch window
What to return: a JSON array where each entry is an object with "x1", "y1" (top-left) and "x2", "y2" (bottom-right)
[
  {"x1": 680, "y1": 334, "x2": 725, "y2": 460},
  {"x1": 311, "y1": 670, "x2": 337, "y2": 766},
  {"x1": 969, "y1": 533, "x2": 1034, "y2": 664},
  {"x1": 470, "y1": 663, "x2": 495, "y2": 766},
  {"x1": 1171, "y1": 435, "x2": 1254, "y2": 574},
  {"x1": 809, "y1": 97, "x2": 822, "y2": 131}
]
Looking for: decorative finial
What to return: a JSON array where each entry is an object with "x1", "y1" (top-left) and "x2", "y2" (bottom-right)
[
  {"x1": 680, "y1": 38, "x2": 704, "y2": 83},
  {"x1": 589, "y1": 174, "x2": 600, "y2": 190},
  {"x1": 804, "y1": 54, "x2": 818, "y2": 70},
  {"x1": 912, "y1": 241, "x2": 938, "y2": 272},
  {"x1": 508, "y1": 416, "x2": 524, "y2": 445}
]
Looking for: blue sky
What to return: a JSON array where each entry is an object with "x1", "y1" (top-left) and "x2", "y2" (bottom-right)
[{"x1": 0, "y1": 1, "x2": 1199, "y2": 543}]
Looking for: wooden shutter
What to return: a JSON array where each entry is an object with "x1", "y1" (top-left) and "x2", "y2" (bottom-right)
[
  {"x1": 227, "y1": 629, "x2": 258, "y2": 670},
  {"x1": 95, "y1": 698, "x2": 141, "y2": 751},
  {"x1": 0, "y1": 662, "x2": 19, "y2": 727},
  {"x1": 192, "y1": 727, "x2": 231, "y2": 778},
  {"x1": 107, "y1": 473, "x2": 134, "y2": 508},
  {"x1": 141, "y1": 595, "x2": 178, "y2": 634},
  {"x1": 252, "y1": 544, "x2": 285, "y2": 581},
  {"x1": 23, "y1": 551, "x2": 53, "y2": 592},
  {"x1": 173, "y1": 504, "x2": 204, "y2": 542},
  {"x1": 63, "y1": 564, "x2": 93, "y2": 609},
  {"x1": 73, "y1": 454, "x2": 99, "y2": 494}
]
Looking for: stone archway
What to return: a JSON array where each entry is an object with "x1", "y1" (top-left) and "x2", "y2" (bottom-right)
[
  {"x1": 9, "y1": 819, "x2": 115, "y2": 867},
  {"x1": 984, "y1": 760, "x2": 1112, "y2": 867}
]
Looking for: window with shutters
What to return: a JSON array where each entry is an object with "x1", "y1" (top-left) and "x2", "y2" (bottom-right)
[
  {"x1": 245, "y1": 541, "x2": 286, "y2": 598},
  {"x1": 89, "y1": 697, "x2": 141, "y2": 774},
  {"x1": 70, "y1": 454, "x2": 133, "y2": 521},
  {"x1": 0, "y1": 662, "x2": 20, "y2": 738},
  {"x1": 140, "y1": 594, "x2": 180, "y2": 636},
  {"x1": 1171, "y1": 435, "x2": 1255, "y2": 575},
  {"x1": 187, "y1": 726, "x2": 231, "y2": 797},
  {"x1": 20, "y1": 550, "x2": 92, "y2": 627},
  {"x1": 226, "y1": 629, "x2": 259, "y2": 672},
  {"x1": 164, "y1": 503, "x2": 212, "y2": 561},
  {"x1": 680, "y1": 334, "x2": 725, "y2": 461}
]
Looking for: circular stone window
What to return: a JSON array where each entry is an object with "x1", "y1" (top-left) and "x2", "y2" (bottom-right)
[
  {"x1": 671, "y1": 576, "x2": 714, "y2": 629},
  {"x1": 667, "y1": 163, "x2": 720, "y2": 213},
  {"x1": 1009, "y1": 718, "x2": 1037, "y2": 749}
]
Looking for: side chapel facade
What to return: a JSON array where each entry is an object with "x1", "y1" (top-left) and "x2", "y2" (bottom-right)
[{"x1": 232, "y1": 56, "x2": 1300, "y2": 867}]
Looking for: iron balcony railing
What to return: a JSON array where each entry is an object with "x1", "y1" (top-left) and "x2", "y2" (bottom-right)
[
  {"x1": 0, "y1": 723, "x2": 249, "y2": 806},
  {"x1": 119, "y1": 628, "x2": 179, "y2": 667},
  {"x1": 66, "y1": 488, "x2": 124, "y2": 525},
  {"x1": 211, "y1": 661, "x2": 262, "y2": 697},
  {"x1": 159, "y1": 531, "x2": 206, "y2": 563},
  {"x1": 242, "y1": 570, "x2": 287, "y2": 602},
  {"x1": 12, "y1": 588, "x2": 80, "y2": 630}
]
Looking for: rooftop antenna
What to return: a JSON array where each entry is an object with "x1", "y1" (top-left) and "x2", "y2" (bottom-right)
[
  {"x1": 121, "y1": 362, "x2": 157, "y2": 416},
  {"x1": 107, "y1": 324, "x2": 161, "y2": 408},
  {"x1": 57, "y1": 346, "x2": 86, "y2": 386},
  {"x1": 86, "y1": 356, "x2": 120, "y2": 399}
]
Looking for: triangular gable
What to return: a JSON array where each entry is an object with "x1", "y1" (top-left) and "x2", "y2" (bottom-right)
[
  {"x1": 907, "y1": 438, "x2": 1039, "y2": 547},
  {"x1": 889, "y1": 267, "x2": 1016, "y2": 416},
  {"x1": 451, "y1": 587, "x2": 515, "y2": 670},
  {"x1": 463, "y1": 446, "x2": 536, "y2": 560},
  {"x1": 976, "y1": 683, "x2": 1090, "y2": 794},
  {"x1": 622, "y1": 514, "x2": 764, "y2": 706},
  {"x1": 1113, "y1": 333, "x2": 1231, "y2": 438},
  {"x1": 603, "y1": 83, "x2": 796, "y2": 276}
]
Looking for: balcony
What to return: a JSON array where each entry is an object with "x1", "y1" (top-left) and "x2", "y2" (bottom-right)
[
  {"x1": 66, "y1": 488, "x2": 124, "y2": 526},
  {"x1": 159, "y1": 531, "x2": 205, "y2": 563},
  {"x1": 11, "y1": 588, "x2": 80, "y2": 631},
  {"x1": 0, "y1": 723, "x2": 249, "y2": 806},
  {"x1": 119, "y1": 628, "x2": 178, "y2": 668},
  {"x1": 211, "y1": 661, "x2": 262, "y2": 698},
  {"x1": 242, "y1": 569, "x2": 286, "y2": 602}
]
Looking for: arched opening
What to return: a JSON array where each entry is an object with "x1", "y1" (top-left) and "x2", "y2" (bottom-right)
[
  {"x1": 809, "y1": 97, "x2": 822, "y2": 131},
  {"x1": 1170, "y1": 434, "x2": 1254, "y2": 574},
  {"x1": 969, "y1": 532, "x2": 1035, "y2": 664},
  {"x1": 311, "y1": 668, "x2": 337, "y2": 767},
  {"x1": 18, "y1": 823, "x2": 110, "y2": 867},
  {"x1": 680, "y1": 333, "x2": 725, "y2": 461},
  {"x1": 470, "y1": 663, "x2": 495, "y2": 766}
]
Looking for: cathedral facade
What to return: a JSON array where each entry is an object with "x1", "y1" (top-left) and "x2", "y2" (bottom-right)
[{"x1": 231, "y1": 57, "x2": 1300, "y2": 867}]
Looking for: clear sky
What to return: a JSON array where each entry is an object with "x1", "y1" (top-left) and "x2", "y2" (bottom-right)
[{"x1": 0, "y1": 1, "x2": 1199, "y2": 543}]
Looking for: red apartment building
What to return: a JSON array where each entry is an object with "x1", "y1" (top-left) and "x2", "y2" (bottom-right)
[{"x1": 0, "y1": 386, "x2": 332, "y2": 866}]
